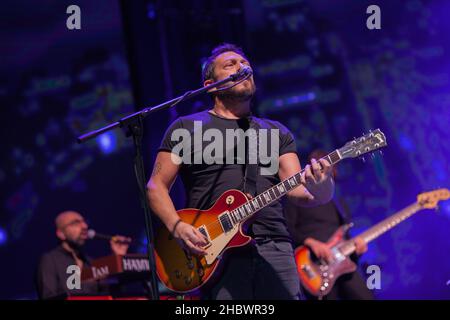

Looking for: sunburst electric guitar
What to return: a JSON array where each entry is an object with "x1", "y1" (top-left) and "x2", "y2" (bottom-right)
[
  {"x1": 295, "y1": 188, "x2": 450, "y2": 299},
  {"x1": 154, "y1": 129, "x2": 387, "y2": 293}
]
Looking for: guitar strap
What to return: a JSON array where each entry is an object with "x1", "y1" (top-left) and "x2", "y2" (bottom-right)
[{"x1": 242, "y1": 116, "x2": 259, "y2": 197}]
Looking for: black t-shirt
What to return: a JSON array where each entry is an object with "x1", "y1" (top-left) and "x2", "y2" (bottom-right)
[
  {"x1": 285, "y1": 201, "x2": 346, "y2": 247},
  {"x1": 158, "y1": 110, "x2": 297, "y2": 239}
]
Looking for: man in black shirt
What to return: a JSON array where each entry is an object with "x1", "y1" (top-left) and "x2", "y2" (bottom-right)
[
  {"x1": 147, "y1": 43, "x2": 335, "y2": 299},
  {"x1": 285, "y1": 150, "x2": 374, "y2": 300},
  {"x1": 36, "y1": 210, "x2": 130, "y2": 299}
]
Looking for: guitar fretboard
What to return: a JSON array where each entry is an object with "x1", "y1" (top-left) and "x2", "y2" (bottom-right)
[
  {"x1": 338, "y1": 202, "x2": 422, "y2": 256},
  {"x1": 228, "y1": 150, "x2": 342, "y2": 225}
]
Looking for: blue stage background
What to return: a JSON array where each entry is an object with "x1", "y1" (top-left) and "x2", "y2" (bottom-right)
[{"x1": 0, "y1": 0, "x2": 448, "y2": 299}]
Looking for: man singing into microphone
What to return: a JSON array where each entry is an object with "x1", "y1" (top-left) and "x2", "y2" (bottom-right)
[
  {"x1": 36, "y1": 210, "x2": 131, "y2": 299},
  {"x1": 147, "y1": 43, "x2": 334, "y2": 299}
]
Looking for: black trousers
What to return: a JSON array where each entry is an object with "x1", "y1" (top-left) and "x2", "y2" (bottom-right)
[{"x1": 207, "y1": 240, "x2": 302, "y2": 300}]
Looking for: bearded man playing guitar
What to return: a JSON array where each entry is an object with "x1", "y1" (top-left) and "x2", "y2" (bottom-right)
[{"x1": 147, "y1": 43, "x2": 334, "y2": 300}]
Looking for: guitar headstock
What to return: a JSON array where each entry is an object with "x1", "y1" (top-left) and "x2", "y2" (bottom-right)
[
  {"x1": 338, "y1": 129, "x2": 387, "y2": 159},
  {"x1": 417, "y1": 188, "x2": 450, "y2": 209}
]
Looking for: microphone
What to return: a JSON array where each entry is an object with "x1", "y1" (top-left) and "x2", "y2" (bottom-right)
[
  {"x1": 87, "y1": 229, "x2": 132, "y2": 244},
  {"x1": 208, "y1": 65, "x2": 253, "y2": 94},
  {"x1": 230, "y1": 65, "x2": 253, "y2": 81}
]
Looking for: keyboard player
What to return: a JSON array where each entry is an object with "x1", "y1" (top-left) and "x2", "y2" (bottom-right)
[{"x1": 35, "y1": 210, "x2": 131, "y2": 299}]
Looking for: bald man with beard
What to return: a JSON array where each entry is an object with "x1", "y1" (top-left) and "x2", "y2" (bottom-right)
[{"x1": 36, "y1": 211, "x2": 130, "y2": 299}]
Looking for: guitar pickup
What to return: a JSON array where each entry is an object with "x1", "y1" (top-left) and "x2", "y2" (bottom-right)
[
  {"x1": 218, "y1": 212, "x2": 234, "y2": 233},
  {"x1": 198, "y1": 225, "x2": 212, "y2": 248},
  {"x1": 301, "y1": 264, "x2": 317, "y2": 279}
]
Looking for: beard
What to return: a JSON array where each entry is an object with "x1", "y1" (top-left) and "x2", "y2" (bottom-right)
[
  {"x1": 66, "y1": 233, "x2": 87, "y2": 248},
  {"x1": 214, "y1": 79, "x2": 256, "y2": 102},
  {"x1": 68, "y1": 238, "x2": 85, "y2": 248}
]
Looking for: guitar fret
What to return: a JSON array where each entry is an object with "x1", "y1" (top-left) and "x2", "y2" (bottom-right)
[
  {"x1": 238, "y1": 207, "x2": 245, "y2": 219},
  {"x1": 256, "y1": 196, "x2": 264, "y2": 207},
  {"x1": 264, "y1": 192, "x2": 271, "y2": 202},
  {"x1": 252, "y1": 199, "x2": 260, "y2": 210},
  {"x1": 288, "y1": 177, "x2": 296, "y2": 187},
  {"x1": 245, "y1": 203, "x2": 252, "y2": 214},
  {"x1": 283, "y1": 180, "x2": 291, "y2": 191},
  {"x1": 234, "y1": 209, "x2": 240, "y2": 220},
  {"x1": 328, "y1": 151, "x2": 340, "y2": 164},
  {"x1": 278, "y1": 184, "x2": 285, "y2": 194},
  {"x1": 269, "y1": 189, "x2": 276, "y2": 199},
  {"x1": 230, "y1": 211, "x2": 237, "y2": 224},
  {"x1": 273, "y1": 187, "x2": 280, "y2": 197}
]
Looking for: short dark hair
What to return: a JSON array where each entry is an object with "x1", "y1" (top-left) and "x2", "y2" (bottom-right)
[{"x1": 201, "y1": 43, "x2": 248, "y2": 83}]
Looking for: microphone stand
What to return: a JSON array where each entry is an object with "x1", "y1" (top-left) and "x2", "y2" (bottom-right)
[{"x1": 77, "y1": 71, "x2": 248, "y2": 300}]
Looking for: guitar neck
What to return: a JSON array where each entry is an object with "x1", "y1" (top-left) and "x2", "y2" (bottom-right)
[
  {"x1": 228, "y1": 149, "x2": 343, "y2": 224},
  {"x1": 338, "y1": 202, "x2": 423, "y2": 256}
]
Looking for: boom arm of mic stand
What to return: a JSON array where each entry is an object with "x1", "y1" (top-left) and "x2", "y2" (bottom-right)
[{"x1": 76, "y1": 75, "x2": 236, "y2": 143}]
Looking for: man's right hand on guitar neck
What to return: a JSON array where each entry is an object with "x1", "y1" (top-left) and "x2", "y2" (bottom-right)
[{"x1": 172, "y1": 220, "x2": 208, "y2": 256}]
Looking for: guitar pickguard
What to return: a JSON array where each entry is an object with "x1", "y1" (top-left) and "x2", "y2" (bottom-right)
[{"x1": 204, "y1": 223, "x2": 240, "y2": 265}]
